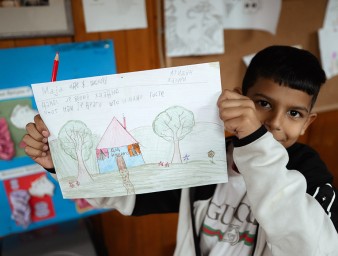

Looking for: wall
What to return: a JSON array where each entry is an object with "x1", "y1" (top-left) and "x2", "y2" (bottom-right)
[{"x1": 1, "y1": 0, "x2": 338, "y2": 255}]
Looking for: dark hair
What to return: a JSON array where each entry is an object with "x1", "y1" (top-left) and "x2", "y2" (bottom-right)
[{"x1": 242, "y1": 45, "x2": 326, "y2": 108}]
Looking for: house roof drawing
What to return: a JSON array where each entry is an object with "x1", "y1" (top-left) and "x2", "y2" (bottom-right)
[{"x1": 97, "y1": 117, "x2": 138, "y2": 148}]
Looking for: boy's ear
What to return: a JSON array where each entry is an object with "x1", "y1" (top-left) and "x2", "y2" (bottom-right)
[
  {"x1": 233, "y1": 87, "x2": 242, "y2": 95},
  {"x1": 300, "y1": 113, "x2": 317, "y2": 135}
]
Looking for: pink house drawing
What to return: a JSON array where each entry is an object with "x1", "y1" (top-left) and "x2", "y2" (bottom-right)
[{"x1": 96, "y1": 117, "x2": 145, "y2": 173}]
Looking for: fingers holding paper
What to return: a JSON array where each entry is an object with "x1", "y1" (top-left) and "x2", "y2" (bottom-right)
[
  {"x1": 23, "y1": 114, "x2": 54, "y2": 169},
  {"x1": 217, "y1": 89, "x2": 261, "y2": 139}
]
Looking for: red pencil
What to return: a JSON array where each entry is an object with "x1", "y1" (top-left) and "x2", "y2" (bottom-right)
[{"x1": 51, "y1": 52, "x2": 59, "y2": 82}]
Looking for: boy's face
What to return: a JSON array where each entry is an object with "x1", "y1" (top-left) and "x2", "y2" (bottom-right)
[{"x1": 246, "y1": 78, "x2": 317, "y2": 148}]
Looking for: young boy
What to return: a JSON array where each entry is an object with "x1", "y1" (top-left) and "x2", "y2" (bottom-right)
[{"x1": 24, "y1": 45, "x2": 338, "y2": 255}]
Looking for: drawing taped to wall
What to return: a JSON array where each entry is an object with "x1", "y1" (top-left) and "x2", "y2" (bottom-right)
[
  {"x1": 323, "y1": 0, "x2": 338, "y2": 31},
  {"x1": 164, "y1": 0, "x2": 224, "y2": 57},
  {"x1": 319, "y1": 29, "x2": 338, "y2": 79},
  {"x1": 222, "y1": 0, "x2": 281, "y2": 34},
  {"x1": 32, "y1": 62, "x2": 228, "y2": 198}
]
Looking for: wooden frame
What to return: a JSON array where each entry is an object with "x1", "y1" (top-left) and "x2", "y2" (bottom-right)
[{"x1": 0, "y1": 0, "x2": 73, "y2": 39}]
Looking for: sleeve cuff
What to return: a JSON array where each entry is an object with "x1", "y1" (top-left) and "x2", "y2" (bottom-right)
[
  {"x1": 44, "y1": 167, "x2": 56, "y2": 174},
  {"x1": 233, "y1": 125, "x2": 267, "y2": 147}
]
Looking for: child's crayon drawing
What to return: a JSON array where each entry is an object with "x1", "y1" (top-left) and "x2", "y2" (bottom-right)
[
  {"x1": 32, "y1": 62, "x2": 228, "y2": 198},
  {"x1": 164, "y1": 0, "x2": 224, "y2": 57}
]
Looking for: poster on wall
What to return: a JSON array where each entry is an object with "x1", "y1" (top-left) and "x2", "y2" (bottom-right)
[{"x1": 0, "y1": 164, "x2": 100, "y2": 237}]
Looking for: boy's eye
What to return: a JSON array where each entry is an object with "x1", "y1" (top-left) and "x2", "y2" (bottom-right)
[
  {"x1": 257, "y1": 100, "x2": 271, "y2": 108},
  {"x1": 288, "y1": 110, "x2": 301, "y2": 118}
]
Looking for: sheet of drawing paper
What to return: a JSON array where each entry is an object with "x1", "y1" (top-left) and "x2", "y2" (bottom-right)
[
  {"x1": 222, "y1": 0, "x2": 281, "y2": 34},
  {"x1": 323, "y1": 0, "x2": 338, "y2": 31},
  {"x1": 82, "y1": 0, "x2": 147, "y2": 32},
  {"x1": 31, "y1": 62, "x2": 228, "y2": 198},
  {"x1": 164, "y1": 0, "x2": 224, "y2": 57},
  {"x1": 318, "y1": 29, "x2": 338, "y2": 79}
]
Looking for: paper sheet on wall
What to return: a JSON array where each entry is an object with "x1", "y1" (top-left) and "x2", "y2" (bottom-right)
[
  {"x1": 318, "y1": 0, "x2": 338, "y2": 79},
  {"x1": 222, "y1": 0, "x2": 282, "y2": 34},
  {"x1": 82, "y1": 0, "x2": 147, "y2": 32},
  {"x1": 323, "y1": 0, "x2": 338, "y2": 31},
  {"x1": 31, "y1": 62, "x2": 228, "y2": 199},
  {"x1": 164, "y1": 0, "x2": 224, "y2": 57},
  {"x1": 318, "y1": 29, "x2": 338, "y2": 79}
]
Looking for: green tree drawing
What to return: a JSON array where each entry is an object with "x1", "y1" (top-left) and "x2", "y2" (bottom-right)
[
  {"x1": 58, "y1": 120, "x2": 94, "y2": 184},
  {"x1": 152, "y1": 106, "x2": 195, "y2": 163}
]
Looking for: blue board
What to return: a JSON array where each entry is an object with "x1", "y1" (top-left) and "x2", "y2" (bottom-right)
[
  {"x1": 0, "y1": 40, "x2": 116, "y2": 88},
  {"x1": 0, "y1": 40, "x2": 116, "y2": 237}
]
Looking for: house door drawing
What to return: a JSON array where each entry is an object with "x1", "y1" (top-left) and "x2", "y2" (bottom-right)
[{"x1": 116, "y1": 155, "x2": 127, "y2": 170}]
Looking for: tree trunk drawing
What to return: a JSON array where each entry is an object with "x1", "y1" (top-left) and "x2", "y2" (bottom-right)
[
  {"x1": 171, "y1": 139, "x2": 182, "y2": 163},
  {"x1": 76, "y1": 146, "x2": 93, "y2": 184}
]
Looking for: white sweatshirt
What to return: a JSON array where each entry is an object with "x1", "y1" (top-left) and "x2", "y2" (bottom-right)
[{"x1": 85, "y1": 130, "x2": 338, "y2": 255}]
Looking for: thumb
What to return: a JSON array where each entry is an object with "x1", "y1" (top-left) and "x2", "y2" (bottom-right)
[{"x1": 34, "y1": 114, "x2": 50, "y2": 137}]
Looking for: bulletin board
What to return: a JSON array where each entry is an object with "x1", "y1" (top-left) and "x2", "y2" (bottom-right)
[
  {"x1": 165, "y1": 0, "x2": 337, "y2": 113},
  {"x1": 0, "y1": 40, "x2": 116, "y2": 237}
]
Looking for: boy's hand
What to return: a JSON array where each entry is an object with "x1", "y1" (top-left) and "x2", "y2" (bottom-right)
[
  {"x1": 217, "y1": 89, "x2": 262, "y2": 139},
  {"x1": 23, "y1": 114, "x2": 54, "y2": 169}
]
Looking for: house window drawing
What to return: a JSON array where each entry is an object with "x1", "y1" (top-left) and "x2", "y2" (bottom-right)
[{"x1": 96, "y1": 117, "x2": 145, "y2": 174}]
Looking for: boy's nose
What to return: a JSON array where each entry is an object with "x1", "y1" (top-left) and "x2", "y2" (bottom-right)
[{"x1": 264, "y1": 112, "x2": 283, "y2": 131}]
